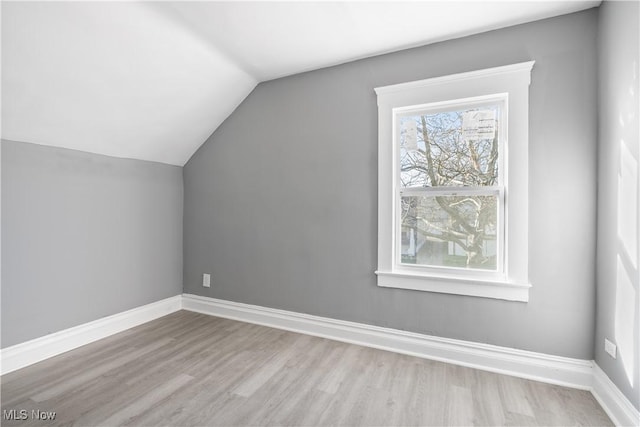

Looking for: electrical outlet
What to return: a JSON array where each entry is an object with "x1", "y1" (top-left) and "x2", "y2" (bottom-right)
[
  {"x1": 604, "y1": 338, "x2": 617, "y2": 359},
  {"x1": 202, "y1": 273, "x2": 211, "y2": 288}
]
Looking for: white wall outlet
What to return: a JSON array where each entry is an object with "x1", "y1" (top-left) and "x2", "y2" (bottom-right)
[
  {"x1": 202, "y1": 273, "x2": 211, "y2": 288},
  {"x1": 604, "y1": 338, "x2": 617, "y2": 359}
]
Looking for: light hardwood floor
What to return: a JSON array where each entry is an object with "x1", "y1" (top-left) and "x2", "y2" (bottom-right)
[{"x1": 1, "y1": 310, "x2": 612, "y2": 426}]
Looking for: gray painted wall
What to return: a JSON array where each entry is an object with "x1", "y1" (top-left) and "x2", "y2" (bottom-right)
[
  {"x1": 596, "y1": 1, "x2": 640, "y2": 410},
  {"x1": 1, "y1": 140, "x2": 183, "y2": 348},
  {"x1": 184, "y1": 10, "x2": 598, "y2": 359}
]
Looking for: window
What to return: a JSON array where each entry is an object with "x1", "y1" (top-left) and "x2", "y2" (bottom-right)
[
  {"x1": 398, "y1": 96, "x2": 505, "y2": 273},
  {"x1": 375, "y1": 62, "x2": 534, "y2": 301}
]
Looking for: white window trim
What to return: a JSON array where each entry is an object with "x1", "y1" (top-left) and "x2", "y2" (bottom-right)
[{"x1": 375, "y1": 61, "x2": 534, "y2": 302}]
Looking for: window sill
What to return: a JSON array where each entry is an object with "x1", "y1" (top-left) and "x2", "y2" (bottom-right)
[{"x1": 375, "y1": 270, "x2": 530, "y2": 302}]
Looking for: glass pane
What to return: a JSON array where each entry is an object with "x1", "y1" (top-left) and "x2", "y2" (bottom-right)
[
  {"x1": 399, "y1": 105, "x2": 500, "y2": 188},
  {"x1": 400, "y1": 194, "x2": 498, "y2": 270}
]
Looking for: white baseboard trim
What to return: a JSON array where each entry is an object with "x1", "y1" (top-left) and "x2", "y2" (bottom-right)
[
  {"x1": 592, "y1": 364, "x2": 640, "y2": 427},
  {"x1": 0, "y1": 295, "x2": 182, "y2": 375},
  {"x1": 182, "y1": 293, "x2": 593, "y2": 390}
]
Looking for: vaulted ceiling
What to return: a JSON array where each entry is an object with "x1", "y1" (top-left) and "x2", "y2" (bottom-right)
[{"x1": 1, "y1": 1, "x2": 599, "y2": 166}]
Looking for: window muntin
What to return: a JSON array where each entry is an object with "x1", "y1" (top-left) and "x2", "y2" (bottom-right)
[{"x1": 394, "y1": 96, "x2": 506, "y2": 273}]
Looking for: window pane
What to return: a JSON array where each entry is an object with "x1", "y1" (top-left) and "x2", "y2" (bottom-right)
[
  {"x1": 399, "y1": 105, "x2": 500, "y2": 188},
  {"x1": 400, "y1": 194, "x2": 498, "y2": 270}
]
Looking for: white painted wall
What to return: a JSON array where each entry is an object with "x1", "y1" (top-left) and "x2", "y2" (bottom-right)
[{"x1": 596, "y1": 0, "x2": 640, "y2": 411}]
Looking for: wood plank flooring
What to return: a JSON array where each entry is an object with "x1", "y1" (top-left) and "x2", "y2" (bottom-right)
[{"x1": 1, "y1": 310, "x2": 613, "y2": 426}]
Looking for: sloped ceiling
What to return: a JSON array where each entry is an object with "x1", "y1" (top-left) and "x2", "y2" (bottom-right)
[{"x1": 1, "y1": 1, "x2": 600, "y2": 166}]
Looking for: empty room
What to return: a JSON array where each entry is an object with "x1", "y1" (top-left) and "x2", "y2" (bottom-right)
[{"x1": 1, "y1": 0, "x2": 639, "y2": 426}]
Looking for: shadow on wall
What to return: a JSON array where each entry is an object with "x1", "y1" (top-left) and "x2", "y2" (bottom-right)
[{"x1": 614, "y1": 59, "x2": 639, "y2": 391}]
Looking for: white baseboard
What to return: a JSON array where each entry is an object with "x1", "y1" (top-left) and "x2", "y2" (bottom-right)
[
  {"x1": 0, "y1": 295, "x2": 182, "y2": 375},
  {"x1": 181, "y1": 293, "x2": 593, "y2": 390},
  {"x1": 592, "y1": 364, "x2": 640, "y2": 427}
]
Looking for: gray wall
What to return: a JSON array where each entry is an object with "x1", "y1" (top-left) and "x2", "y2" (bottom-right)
[
  {"x1": 1, "y1": 140, "x2": 183, "y2": 348},
  {"x1": 184, "y1": 10, "x2": 598, "y2": 359},
  {"x1": 596, "y1": 1, "x2": 640, "y2": 410}
]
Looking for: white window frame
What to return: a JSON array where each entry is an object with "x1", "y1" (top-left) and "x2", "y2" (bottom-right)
[{"x1": 375, "y1": 62, "x2": 534, "y2": 302}]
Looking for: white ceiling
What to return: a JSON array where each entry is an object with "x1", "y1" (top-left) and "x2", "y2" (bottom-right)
[{"x1": 2, "y1": 1, "x2": 600, "y2": 166}]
